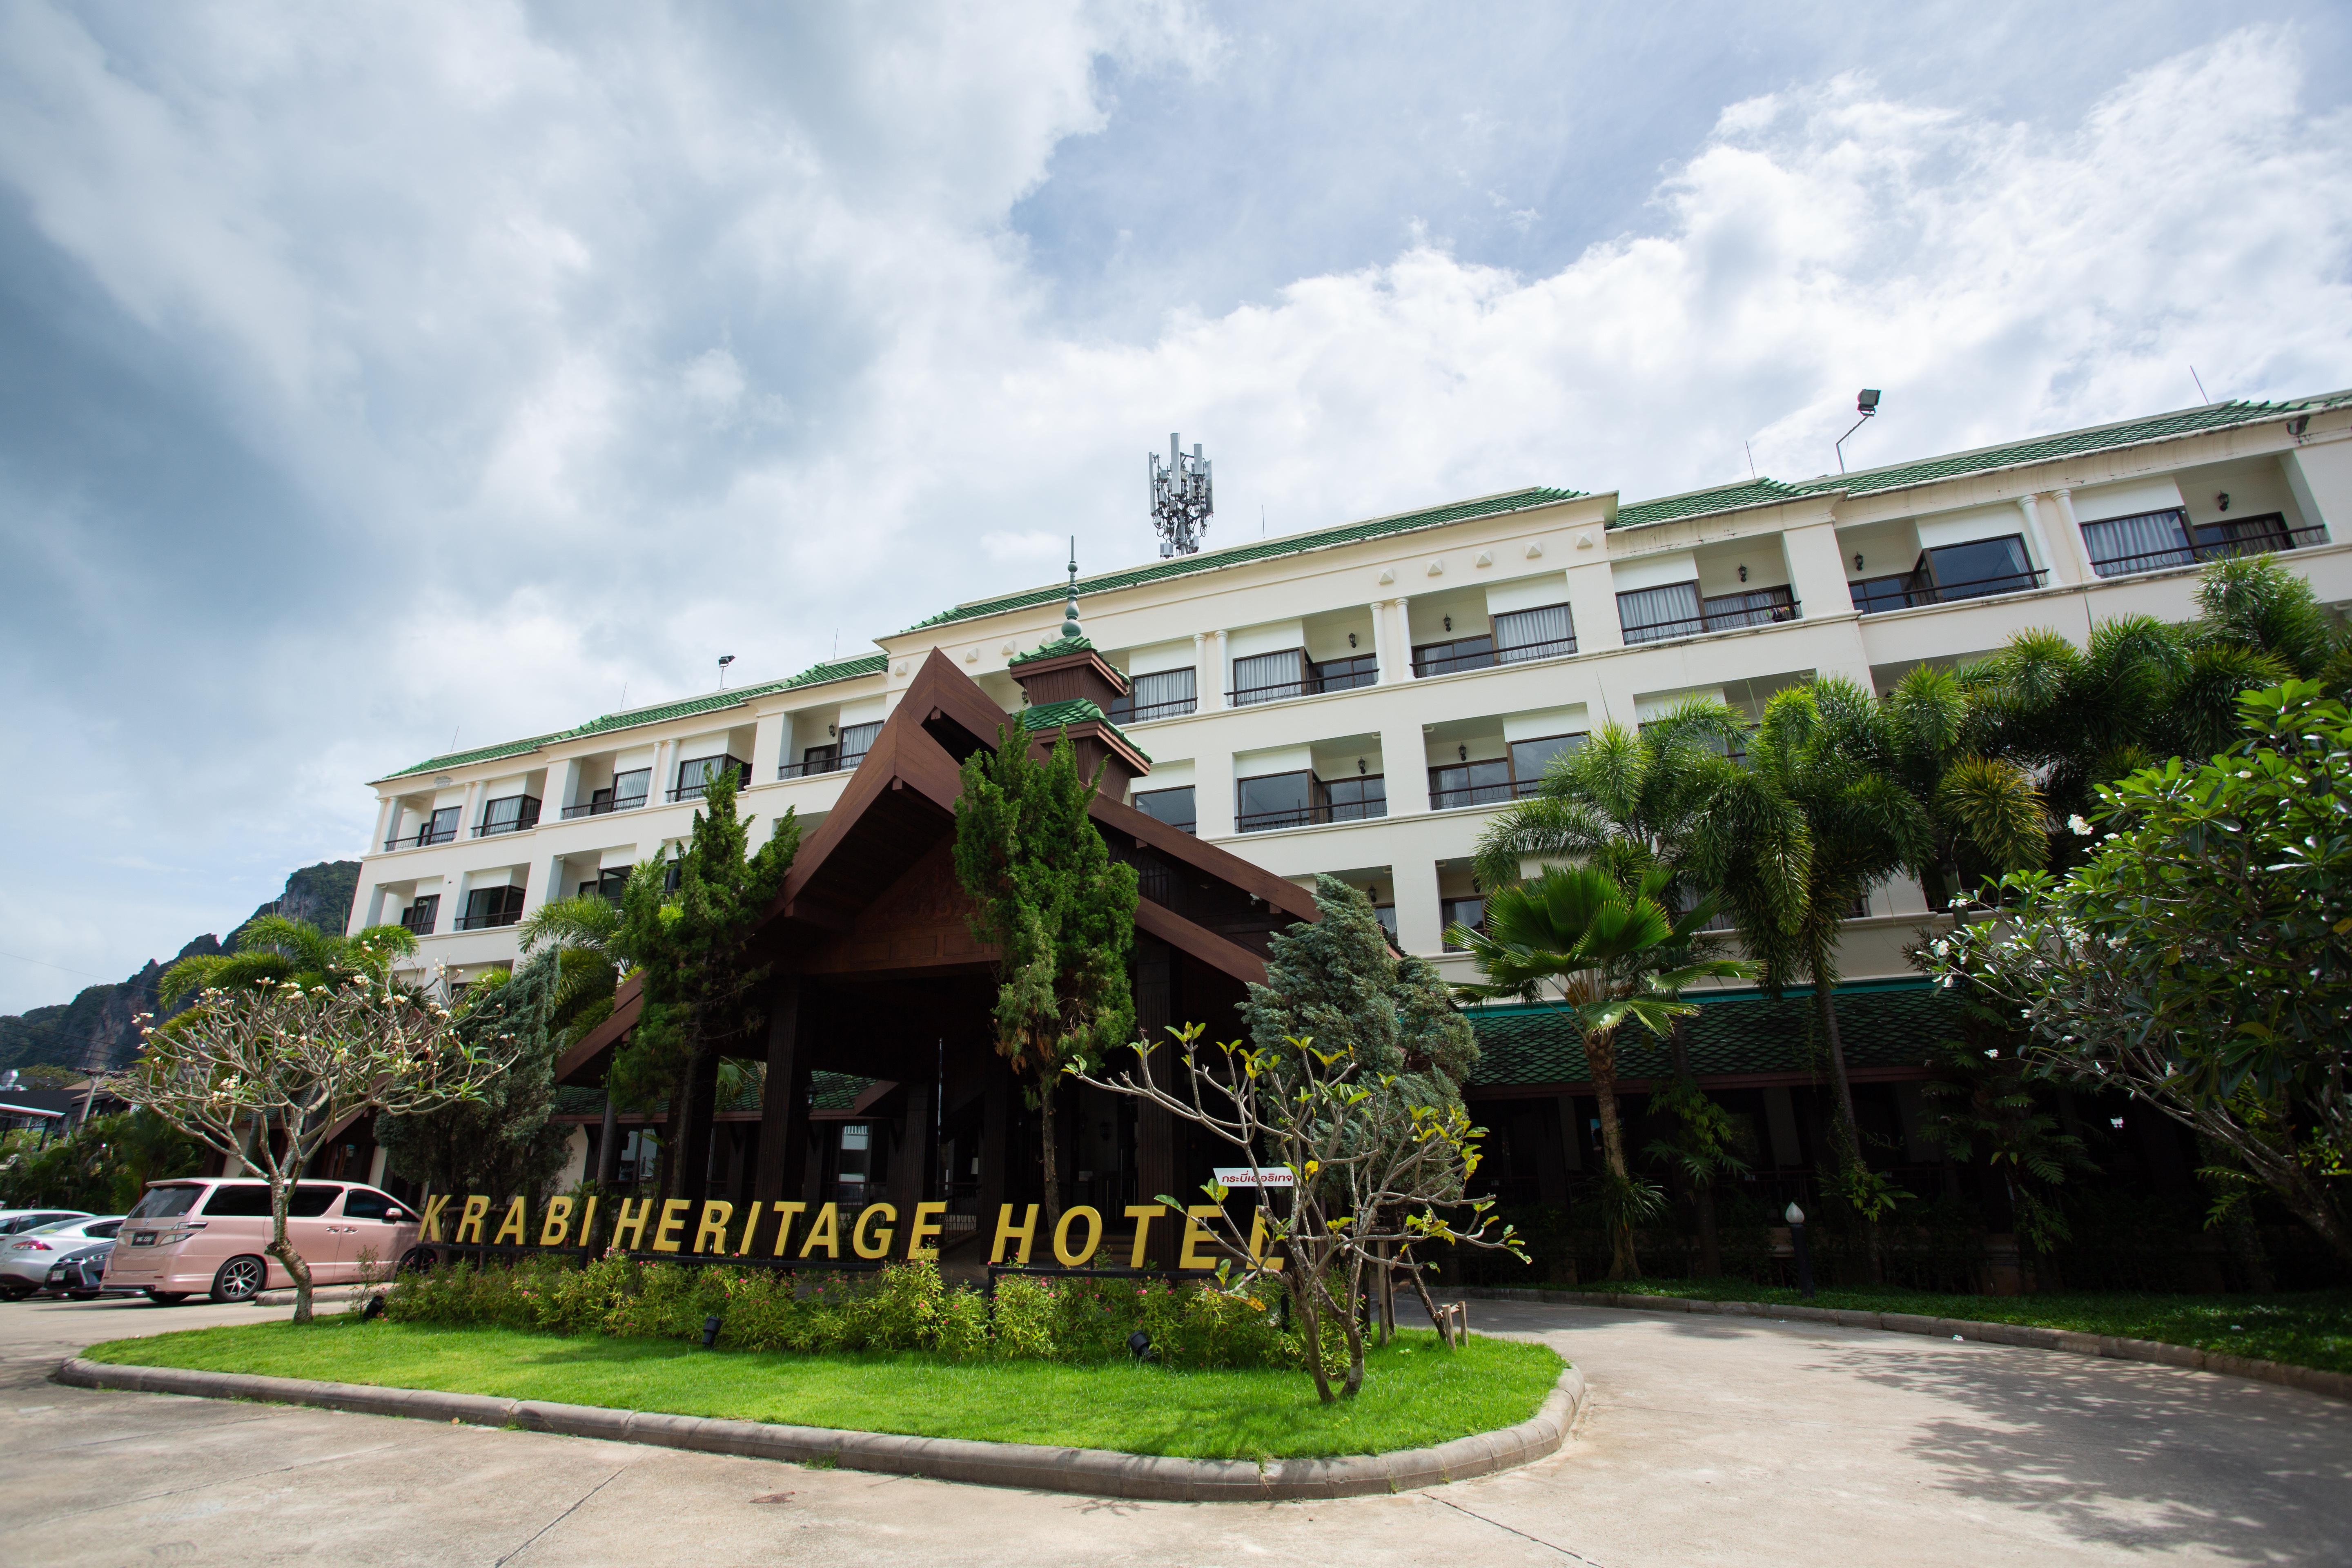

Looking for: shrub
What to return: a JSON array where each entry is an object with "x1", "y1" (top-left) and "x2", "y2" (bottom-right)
[
  {"x1": 935, "y1": 1286, "x2": 990, "y2": 1359},
  {"x1": 856, "y1": 1261, "x2": 944, "y2": 1351},
  {"x1": 991, "y1": 1275, "x2": 1058, "y2": 1359}
]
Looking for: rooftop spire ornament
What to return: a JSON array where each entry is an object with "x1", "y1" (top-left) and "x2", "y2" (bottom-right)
[
  {"x1": 1149, "y1": 432, "x2": 1212, "y2": 557},
  {"x1": 1060, "y1": 537, "x2": 1083, "y2": 640}
]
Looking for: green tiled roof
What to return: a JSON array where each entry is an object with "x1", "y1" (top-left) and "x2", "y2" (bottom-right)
[
  {"x1": 1463, "y1": 981, "x2": 1958, "y2": 1089},
  {"x1": 910, "y1": 487, "x2": 1587, "y2": 632},
  {"x1": 1008, "y1": 633, "x2": 1098, "y2": 667},
  {"x1": 811, "y1": 1071, "x2": 879, "y2": 1112},
  {"x1": 1610, "y1": 394, "x2": 2351, "y2": 533},
  {"x1": 1017, "y1": 699, "x2": 1151, "y2": 764},
  {"x1": 383, "y1": 653, "x2": 889, "y2": 781}
]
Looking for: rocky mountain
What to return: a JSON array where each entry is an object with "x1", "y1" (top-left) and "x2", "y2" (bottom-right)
[{"x1": 0, "y1": 860, "x2": 360, "y2": 1077}]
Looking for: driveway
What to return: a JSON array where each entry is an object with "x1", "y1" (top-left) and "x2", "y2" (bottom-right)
[{"x1": 0, "y1": 1290, "x2": 2345, "y2": 1566}]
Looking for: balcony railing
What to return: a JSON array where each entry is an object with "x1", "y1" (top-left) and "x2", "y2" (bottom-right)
[
  {"x1": 2088, "y1": 521, "x2": 2327, "y2": 579},
  {"x1": 1228, "y1": 656, "x2": 1378, "y2": 708},
  {"x1": 473, "y1": 800, "x2": 543, "y2": 837},
  {"x1": 454, "y1": 909, "x2": 523, "y2": 931},
  {"x1": 1105, "y1": 693, "x2": 1199, "y2": 724},
  {"x1": 669, "y1": 760, "x2": 752, "y2": 801},
  {"x1": 1624, "y1": 591, "x2": 1802, "y2": 645},
  {"x1": 559, "y1": 795, "x2": 646, "y2": 819},
  {"x1": 1412, "y1": 636, "x2": 1493, "y2": 677},
  {"x1": 1855, "y1": 570, "x2": 2047, "y2": 613},
  {"x1": 778, "y1": 757, "x2": 846, "y2": 779},
  {"x1": 383, "y1": 824, "x2": 459, "y2": 851},
  {"x1": 1430, "y1": 777, "x2": 1550, "y2": 811},
  {"x1": 1236, "y1": 799, "x2": 1389, "y2": 833}
]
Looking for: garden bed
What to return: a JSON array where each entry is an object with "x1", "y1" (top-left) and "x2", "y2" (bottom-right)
[
  {"x1": 82, "y1": 1319, "x2": 1564, "y2": 1461},
  {"x1": 1526, "y1": 1278, "x2": 2352, "y2": 1375}
]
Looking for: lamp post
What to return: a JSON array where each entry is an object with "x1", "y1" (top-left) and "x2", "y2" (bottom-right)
[{"x1": 1785, "y1": 1202, "x2": 1814, "y2": 1298}]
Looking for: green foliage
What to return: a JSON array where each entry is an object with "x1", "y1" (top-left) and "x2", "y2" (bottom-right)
[
  {"x1": 1917, "y1": 1001, "x2": 2094, "y2": 1256},
  {"x1": 373, "y1": 949, "x2": 572, "y2": 1204},
  {"x1": 1933, "y1": 681, "x2": 2352, "y2": 1262},
  {"x1": 383, "y1": 1255, "x2": 1322, "y2": 1369},
  {"x1": 159, "y1": 915, "x2": 417, "y2": 1010},
  {"x1": 1643, "y1": 1074, "x2": 1753, "y2": 1187},
  {"x1": 518, "y1": 896, "x2": 630, "y2": 1049},
  {"x1": 0, "y1": 1109, "x2": 204, "y2": 1210},
  {"x1": 952, "y1": 727, "x2": 1140, "y2": 1081},
  {"x1": 608, "y1": 768, "x2": 800, "y2": 1114}
]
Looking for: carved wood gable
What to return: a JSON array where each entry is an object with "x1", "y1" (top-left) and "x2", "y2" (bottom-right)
[{"x1": 802, "y1": 835, "x2": 995, "y2": 975}]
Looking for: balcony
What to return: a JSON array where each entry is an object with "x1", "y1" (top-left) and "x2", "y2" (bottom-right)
[
  {"x1": 780, "y1": 723, "x2": 879, "y2": 780},
  {"x1": 473, "y1": 795, "x2": 542, "y2": 837},
  {"x1": 561, "y1": 769, "x2": 650, "y2": 819},
  {"x1": 1235, "y1": 771, "x2": 1387, "y2": 834},
  {"x1": 1414, "y1": 602, "x2": 1577, "y2": 677},
  {"x1": 1620, "y1": 584, "x2": 1800, "y2": 645},
  {"x1": 2082, "y1": 510, "x2": 2325, "y2": 579},
  {"x1": 1854, "y1": 534, "x2": 2045, "y2": 613},
  {"x1": 1429, "y1": 731, "x2": 1586, "y2": 809},
  {"x1": 1440, "y1": 896, "x2": 1486, "y2": 952},
  {"x1": 1229, "y1": 651, "x2": 1378, "y2": 708},
  {"x1": 1108, "y1": 668, "x2": 1198, "y2": 725},
  {"x1": 454, "y1": 885, "x2": 524, "y2": 931},
  {"x1": 669, "y1": 757, "x2": 751, "y2": 801},
  {"x1": 383, "y1": 822, "x2": 459, "y2": 852},
  {"x1": 398, "y1": 898, "x2": 439, "y2": 935}
]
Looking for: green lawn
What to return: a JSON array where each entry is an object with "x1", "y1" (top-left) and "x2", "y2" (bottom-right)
[
  {"x1": 1525, "y1": 1278, "x2": 2352, "y2": 1376},
  {"x1": 84, "y1": 1320, "x2": 1564, "y2": 1461}
]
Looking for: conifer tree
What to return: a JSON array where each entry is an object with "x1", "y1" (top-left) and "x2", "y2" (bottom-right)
[
  {"x1": 374, "y1": 948, "x2": 572, "y2": 1204},
  {"x1": 610, "y1": 768, "x2": 799, "y2": 1197},
  {"x1": 952, "y1": 727, "x2": 1138, "y2": 1223}
]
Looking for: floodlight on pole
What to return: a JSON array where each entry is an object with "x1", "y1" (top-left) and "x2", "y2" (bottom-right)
[
  {"x1": 1835, "y1": 389, "x2": 1882, "y2": 474},
  {"x1": 717, "y1": 653, "x2": 736, "y2": 688}
]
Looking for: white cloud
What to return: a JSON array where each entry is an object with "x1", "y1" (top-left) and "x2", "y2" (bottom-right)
[{"x1": 0, "y1": 12, "x2": 2345, "y2": 1009}]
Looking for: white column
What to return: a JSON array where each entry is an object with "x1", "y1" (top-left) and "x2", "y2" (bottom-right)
[
  {"x1": 459, "y1": 780, "x2": 486, "y2": 840},
  {"x1": 1382, "y1": 724, "x2": 1430, "y2": 817},
  {"x1": 552, "y1": 757, "x2": 584, "y2": 817},
  {"x1": 520, "y1": 854, "x2": 564, "y2": 919},
  {"x1": 370, "y1": 797, "x2": 396, "y2": 855},
  {"x1": 361, "y1": 884, "x2": 390, "y2": 930},
  {"x1": 1372, "y1": 599, "x2": 1408, "y2": 683},
  {"x1": 1195, "y1": 632, "x2": 1225, "y2": 713},
  {"x1": 766, "y1": 710, "x2": 796, "y2": 779},
  {"x1": 648, "y1": 739, "x2": 675, "y2": 804},
  {"x1": 2019, "y1": 492, "x2": 2078, "y2": 585},
  {"x1": 1195, "y1": 746, "x2": 1236, "y2": 837},
  {"x1": 1392, "y1": 858, "x2": 1445, "y2": 957},
  {"x1": 366, "y1": 1145, "x2": 389, "y2": 1188},
  {"x1": 1565, "y1": 558, "x2": 1622, "y2": 654},
  {"x1": 2047, "y1": 490, "x2": 2094, "y2": 586},
  {"x1": 1781, "y1": 521, "x2": 1855, "y2": 615}
]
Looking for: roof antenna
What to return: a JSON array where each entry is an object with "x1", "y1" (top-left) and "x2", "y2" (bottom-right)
[
  {"x1": 1148, "y1": 433, "x2": 1213, "y2": 556},
  {"x1": 1744, "y1": 440, "x2": 1757, "y2": 481},
  {"x1": 1835, "y1": 389, "x2": 1881, "y2": 474},
  {"x1": 2189, "y1": 365, "x2": 2211, "y2": 404}
]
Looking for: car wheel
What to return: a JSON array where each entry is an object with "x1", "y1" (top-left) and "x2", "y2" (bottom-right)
[
  {"x1": 0, "y1": 1287, "x2": 29, "y2": 1302},
  {"x1": 396, "y1": 1245, "x2": 439, "y2": 1276},
  {"x1": 209, "y1": 1256, "x2": 268, "y2": 1304},
  {"x1": 144, "y1": 1292, "x2": 189, "y2": 1305}
]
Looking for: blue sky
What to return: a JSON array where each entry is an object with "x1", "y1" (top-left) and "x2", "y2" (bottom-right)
[{"x1": 2, "y1": 2, "x2": 2348, "y2": 1011}]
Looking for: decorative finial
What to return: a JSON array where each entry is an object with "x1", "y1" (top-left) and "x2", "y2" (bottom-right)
[{"x1": 1060, "y1": 536, "x2": 1082, "y2": 639}]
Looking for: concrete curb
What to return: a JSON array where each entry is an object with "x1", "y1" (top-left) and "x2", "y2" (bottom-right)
[
  {"x1": 1454, "y1": 1287, "x2": 2352, "y2": 1403},
  {"x1": 52, "y1": 1356, "x2": 1584, "y2": 1501}
]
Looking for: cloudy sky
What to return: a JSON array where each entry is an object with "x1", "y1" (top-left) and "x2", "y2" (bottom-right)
[{"x1": 2, "y1": 2, "x2": 2348, "y2": 1011}]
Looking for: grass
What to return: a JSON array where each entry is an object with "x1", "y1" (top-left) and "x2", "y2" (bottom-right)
[
  {"x1": 83, "y1": 1319, "x2": 1565, "y2": 1461},
  {"x1": 1520, "y1": 1277, "x2": 2352, "y2": 1376}
]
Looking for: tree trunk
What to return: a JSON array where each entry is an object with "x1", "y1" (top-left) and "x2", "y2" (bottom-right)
[
  {"x1": 270, "y1": 1177, "x2": 316, "y2": 1324},
  {"x1": 1293, "y1": 1275, "x2": 1336, "y2": 1403},
  {"x1": 1402, "y1": 1249, "x2": 1453, "y2": 1349},
  {"x1": 1339, "y1": 1252, "x2": 1368, "y2": 1398},
  {"x1": 1037, "y1": 1075, "x2": 1062, "y2": 1226},
  {"x1": 1810, "y1": 940, "x2": 1881, "y2": 1283},
  {"x1": 1584, "y1": 1029, "x2": 1638, "y2": 1281},
  {"x1": 1666, "y1": 1021, "x2": 1722, "y2": 1277}
]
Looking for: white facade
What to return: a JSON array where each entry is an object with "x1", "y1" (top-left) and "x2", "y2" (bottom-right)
[{"x1": 351, "y1": 392, "x2": 2352, "y2": 993}]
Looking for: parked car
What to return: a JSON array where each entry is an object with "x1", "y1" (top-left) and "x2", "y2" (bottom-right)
[
  {"x1": 0, "y1": 1209, "x2": 89, "y2": 1236},
  {"x1": 45, "y1": 1241, "x2": 133, "y2": 1299},
  {"x1": 102, "y1": 1178, "x2": 420, "y2": 1305},
  {"x1": 0, "y1": 1216, "x2": 124, "y2": 1298}
]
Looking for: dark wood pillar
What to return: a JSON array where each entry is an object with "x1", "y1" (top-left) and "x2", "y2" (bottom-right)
[
  {"x1": 674, "y1": 1048, "x2": 720, "y2": 1203},
  {"x1": 978, "y1": 1069, "x2": 1010, "y2": 1218},
  {"x1": 1136, "y1": 1099, "x2": 1178, "y2": 1266},
  {"x1": 596, "y1": 1099, "x2": 620, "y2": 1185},
  {"x1": 893, "y1": 1078, "x2": 935, "y2": 1213},
  {"x1": 753, "y1": 977, "x2": 812, "y2": 1205}
]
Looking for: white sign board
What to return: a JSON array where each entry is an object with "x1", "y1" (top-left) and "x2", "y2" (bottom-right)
[{"x1": 1212, "y1": 1166, "x2": 1296, "y2": 1189}]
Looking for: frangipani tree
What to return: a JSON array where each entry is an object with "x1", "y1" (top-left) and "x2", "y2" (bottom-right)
[
  {"x1": 116, "y1": 974, "x2": 522, "y2": 1322},
  {"x1": 1076, "y1": 1023, "x2": 1522, "y2": 1404},
  {"x1": 1450, "y1": 864, "x2": 1752, "y2": 1279}
]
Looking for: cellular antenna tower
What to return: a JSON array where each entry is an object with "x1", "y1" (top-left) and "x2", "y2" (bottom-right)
[{"x1": 1149, "y1": 433, "x2": 1213, "y2": 557}]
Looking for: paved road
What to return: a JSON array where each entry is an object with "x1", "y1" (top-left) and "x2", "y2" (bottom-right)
[{"x1": 1, "y1": 1289, "x2": 2346, "y2": 1566}]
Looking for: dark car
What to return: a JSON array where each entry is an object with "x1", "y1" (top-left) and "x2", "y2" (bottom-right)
[{"x1": 45, "y1": 1241, "x2": 131, "y2": 1299}]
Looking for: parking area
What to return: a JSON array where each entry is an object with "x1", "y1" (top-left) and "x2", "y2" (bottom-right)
[{"x1": 2, "y1": 1290, "x2": 2348, "y2": 1566}]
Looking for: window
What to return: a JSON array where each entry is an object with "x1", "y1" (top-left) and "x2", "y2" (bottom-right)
[
  {"x1": 1617, "y1": 581, "x2": 1704, "y2": 644},
  {"x1": 1492, "y1": 603, "x2": 1576, "y2": 664},
  {"x1": 1440, "y1": 896, "x2": 1486, "y2": 951},
  {"x1": 1232, "y1": 649, "x2": 1307, "y2": 706},
  {"x1": 1236, "y1": 770, "x2": 1314, "y2": 831},
  {"x1": 1922, "y1": 534, "x2": 2038, "y2": 600},
  {"x1": 1849, "y1": 574, "x2": 1915, "y2": 615},
  {"x1": 420, "y1": 806, "x2": 460, "y2": 846},
  {"x1": 477, "y1": 793, "x2": 541, "y2": 836},
  {"x1": 1321, "y1": 773, "x2": 1386, "y2": 822},
  {"x1": 400, "y1": 894, "x2": 440, "y2": 935},
  {"x1": 839, "y1": 722, "x2": 881, "y2": 768},
  {"x1": 1430, "y1": 758, "x2": 1512, "y2": 810},
  {"x1": 1131, "y1": 786, "x2": 1197, "y2": 834},
  {"x1": 1509, "y1": 733, "x2": 1585, "y2": 795},
  {"x1": 1310, "y1": 652, "x2": 1379, "y2": 693},
  {"x1": 1413, "y1": 633, "x2": 1494, "y2": 677},
  {"x1": 576, "y1": 867, "x2": 628, "y2": 905},
  {"x1": 341, "y1": 1188, "x2": 402, "y2": 1221},
  {"x1": 200, "y1": 1185, "x2": 273, "y2": 1217},
  {"x1": 85, "y1": 1220, "x2": 121, "y2": 1239},
  {"x1": 673, "y1": 755, "x2": 750, "y2": 800},
  {"x1": 125, "y1": 1186, "x2": 201, "y2": 1221},
  {"x1": 789, "y1": 742, "x2": 842, "y2": 777},
  {"x1": 457, "y1": 884, "x2": 525, "y2": 930},
  {"x1": 2082, "y1": 508, "x2": 2314, "y2": 578},
  {"x1": 1372, "y1": 904, "x2": 1398, "y2": 940},
  {"x1": 1700, "y1": 585, "x2": 1798, "y2": 630},
  {"x1": 1109, "y1": 668, "x2": 1197, "y2": 724},
  {"x1": 833, "y1": 1122, "x2": 876, "y2": 1202}
]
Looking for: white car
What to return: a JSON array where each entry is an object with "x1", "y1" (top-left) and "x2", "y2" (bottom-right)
[
  {"x1": 0, "y1": 1216, "x2": 123, "y2": 1298},
  {"x1": 0, "y1": 1208, "x2": 87, "y2": 1236}
]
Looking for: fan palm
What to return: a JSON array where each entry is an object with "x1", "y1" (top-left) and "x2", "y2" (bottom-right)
[
  {"x1": 1450, "y1": 863, "x2": 1752, "y2": 1278},
  {"x1": 1871, "y1": 665, "x2": 2047, "y2": 907},
  {"x1": 158, "y1": 915, "x2": 416, "y2": 1009}
]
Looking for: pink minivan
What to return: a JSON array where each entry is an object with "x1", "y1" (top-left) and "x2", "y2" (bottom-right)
[{"x1": 102, "y1": 1178, "x2": 421, "y2": 1304}]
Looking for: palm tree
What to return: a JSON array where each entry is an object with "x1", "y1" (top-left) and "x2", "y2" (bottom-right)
[
  {"x1": 158, "y1": 915, "x2": 416, "y2": 1009},
  {"x1": 1872, "y1": 665, "x2": 2047, "y2": 909},
  {"x1": 1450, "y1": 864, "x2": 1751, "y2": 1279},
  {"x1": 1693, "y1": 677, "x2": 1931, "y2": 1202},
  {"x1": 517, "y1": 892, "x2": 638, "y2": 1047}
]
